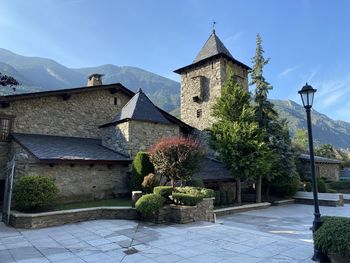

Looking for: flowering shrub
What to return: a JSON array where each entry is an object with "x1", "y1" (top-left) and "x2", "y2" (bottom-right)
[{"x1": 149, "y1": 136, "x2": 205, "y2": 186}]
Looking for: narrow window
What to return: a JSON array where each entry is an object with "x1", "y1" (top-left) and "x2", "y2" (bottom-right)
[
  {"x1": 0, "y1": 117, "x2": 12, "y2": 141},
  {"x1": 196, "y1": 109, "x2": 202, "y2": 118},
  {"x1": 114, "y1": 97, "x2": 118, "y2": 105}
]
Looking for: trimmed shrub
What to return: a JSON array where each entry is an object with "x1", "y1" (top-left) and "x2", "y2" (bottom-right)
[
  {"x1": 314, "y1": 216, "x2": 350, "y2": 256},
  {"x1": 271, "y1": 175, "x2": 300, "y2": 197},
  {"x1": 214, "y1": 191, "x2": 221, "y2": 205},
  {"x1": 174, "y1": 186, "x2": 214, "y2": 198},
  {"x1": 199, "y1": 188, "x2": 215, "y2": 198},
  {"x1": 130, "y1": 152, "x2": 154, "y2": 191},
  {"x1": 13, "y1": 175, "x2": 59, "y2": 212},
  {"x1": 220, "y1": 190, "x2": 227, "y2": 205},
  {"x1": 328, "y1": 180, "x2": 350, "y2": 190},
  {"x1": 304, "y1": 181, "x2": 312, "y2": 192},
  {"x1": 172, "y1": 193, "x2": 203, "y2": 206},
  {"x1": 153, "y1": 186, "x2": 173, "y2": 199},
  {"x1": 135, "y1": 193, "x2": 165, "y2": 215},
  {"x1": 185, "y1": 178, "x2": 205, "y2": 188},
  {"x1": 327, "y1": 189, "x2": 337, "y2": 193},
  {"x1": 141, "y1": 173, "x2": 158, "y2": 193},
  {"x1": 317, "y1": 177, "x2": 328, "y2": 193}
]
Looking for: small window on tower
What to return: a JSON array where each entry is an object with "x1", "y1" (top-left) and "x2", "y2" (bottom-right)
[
  {"x1": 110, "y1": 97, "x2": 120, "y2": 106},
  {"x1": 196, "y1": 109, "x2": 202, "y2": 118},
  {"x1": 114, "y1": 97, "x2": 118, "y2": 105}
]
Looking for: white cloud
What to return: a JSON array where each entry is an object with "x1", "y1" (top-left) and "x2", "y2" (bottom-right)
[
  {"x1": 224, "y1": 32, "x2": 244, "y2": 46},
  {"x1": 279, "y1": 66, "x2": 298, "y2": 77}
]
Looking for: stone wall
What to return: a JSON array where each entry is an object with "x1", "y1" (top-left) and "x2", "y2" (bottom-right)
[
  {"x1": 102, "y1": 120, "x2": 180, "y2": 158},
  {"x1": 0, "y1": 89, "x2": 130, "y2": 138},
  {"x1": 0, "y1": 142, "x2": 9, "y2": 180},
  {"x1": 11, "y1": 142, "x2": 130, "y2": 203},
  {"x1": 101, "y1": 122, "x2": 129, "y2": 156},
  {"x1": 10, "y1": 207, "x2": 138, "y2": 229},
  {"x1": 180, "y1": 57, "x2": 248, "y2": 131},
  {"x1": 317, "y1": 163, "x2": 340, "y2": 181}
]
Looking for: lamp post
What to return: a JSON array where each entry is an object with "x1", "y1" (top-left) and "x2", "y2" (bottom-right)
[{"x1": 298, "y1": 83, "x2": 329, "y2": 262}]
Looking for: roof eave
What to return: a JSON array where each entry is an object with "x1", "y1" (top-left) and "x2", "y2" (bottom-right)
[{"x1": 174, "y1": 53, "x2": 251, "y2": 74}]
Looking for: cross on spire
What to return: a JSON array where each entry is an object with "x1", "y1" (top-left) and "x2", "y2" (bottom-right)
[{"x1": 212, "y1": 20, "x2": 216, "y2": 34}]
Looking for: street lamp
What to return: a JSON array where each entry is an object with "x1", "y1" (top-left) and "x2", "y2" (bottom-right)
[{"x1": 298, "y1": 83, "x2": 329, "y2": 262}]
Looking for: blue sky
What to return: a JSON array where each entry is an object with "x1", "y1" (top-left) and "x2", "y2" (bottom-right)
[{"x1": 1, "y1": 0, "x2": 350, "y2": 121}]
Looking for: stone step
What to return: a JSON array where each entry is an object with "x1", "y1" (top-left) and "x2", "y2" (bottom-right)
[
  {"x1": 270, "y1": 199, "x2": 295, "y2": 206},
  {"x1": 214, "y1": 202, "x2": 271, "y2": 217}
]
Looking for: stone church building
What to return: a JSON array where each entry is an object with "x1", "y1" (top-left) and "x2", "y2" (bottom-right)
[{"x1": 0, "y1": 30, "x2": 250, "y2": 204}]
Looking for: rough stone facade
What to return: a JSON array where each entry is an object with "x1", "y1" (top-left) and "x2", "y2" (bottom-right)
[
  {"x1": 0, "y1": 89, "x2": 130, "y2": 138},
  {"x1": 0, "y1": 142, "x2": 9, "y2": 180},
  {"x1": 10, "y1": 142, "x2": 130, "y2": 203},
  {"x1": 317, "y1": 163, "x2": 340, "y2": 181},
  {"x1": 180, "y1": 57, "x2": 248, "y2": 131},
  {"x1": 102, "y1": 120, "x2": 180, "y2": 158}
]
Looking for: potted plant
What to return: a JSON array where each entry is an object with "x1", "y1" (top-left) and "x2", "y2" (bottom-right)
[{"x1": 314, "y1": 216, "x2": 350, "y2": 263}]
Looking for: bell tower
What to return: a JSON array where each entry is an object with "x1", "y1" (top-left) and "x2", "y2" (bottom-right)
[{"x1": 174, "y1": 30, "x2": 250, "y2": 131}]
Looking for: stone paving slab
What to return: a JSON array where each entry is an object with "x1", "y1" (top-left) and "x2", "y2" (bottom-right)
[{"x1": 1, "y1": 204, "x2": 349, "y2": 263}]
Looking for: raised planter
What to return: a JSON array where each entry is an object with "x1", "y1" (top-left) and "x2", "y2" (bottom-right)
[
  {"x1": 214, "y1": 202, "x2": 271, "y2": 217},
  {"x1": 142, "y1": 197, "x2": 215, "y2": 224},
  {"x1": 10, "y1": 206, "x2": 138, "y2": 229}
]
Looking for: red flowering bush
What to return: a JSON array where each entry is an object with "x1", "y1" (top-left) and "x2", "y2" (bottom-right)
[{"x1": 149, "y1": 136, "x2": 205, "y2": 186}]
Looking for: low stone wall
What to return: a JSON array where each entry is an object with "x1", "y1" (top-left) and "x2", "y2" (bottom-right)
[
  {"x1": 214, "y1": 202, "x2": 271, "y2": 217},
  {"x1": 144, "y1": 198, "x2": 215, "y2": 224},
  {"x1": 10, "y1": 207, "x2": 138, "y2": 229}
]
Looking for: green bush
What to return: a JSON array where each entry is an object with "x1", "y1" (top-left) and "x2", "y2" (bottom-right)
[
  {"x1": 328, "y1": 180, "x2": 350, "y2": 190},
  {"x1": 130, "y1": 152, "x2": 154, "y2": 191},
  {"x1": 185, "y1": 178, "x2": 205, "y2": 188},
  {"x1": 153, "y1": 186, "x2": 173, "y2": 199},
  {"x1": 172, "y1": 192, "x2": 203, "y2": 206},
  {"x1": 271, "y1": 175, "x2": 300, "y2": 197},
  {"x1": 135, "y1": 193, "x2": 165, "y2": 215},
  {"x1": 214, "y1": 191, "x2": 221, "y2": 205},
  {"x1": 13, "y1": 175, "x2": 59, "y2": 212},
  {"x1": 317, "y1": 177, "x2": 328, "y2": 193},
  {"x1": 314, "y1": 216, "x2": 350, "y2": 256},
  {"x1": 304, "y1": 181, "x2": 312, "y2": 192},
  {"x1": 174, "y1": 186, "x2": 214, "y2": 198},
  {"x1": 327, "y1": 189, "x2": 337, "y2": 193},
  {"x1": 220, "y1": 190, "x2": 227, "y2": 205}
]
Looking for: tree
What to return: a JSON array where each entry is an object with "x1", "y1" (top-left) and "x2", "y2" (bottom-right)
[
  {"x1": 209, "y1": 73, "x2": 270, "y2": 204},
  {"x1": 315, "y1": 144, "x2": 336, "y2": 159},
  {"x1": 0, "y1": 72, "x2": 19, "y2": 87},
  {"x1": 250, "y1": 34, "x2": 277, "y2": 202},
  {"x1": 293, "y1": 129, "x2": 309, "y2": 152},
  {"x1": 149, "y1": 136, "x2": 204, "y2": 187},
  {"x1": 130, "y1": 152, "x2": 154, "y2": 191}
]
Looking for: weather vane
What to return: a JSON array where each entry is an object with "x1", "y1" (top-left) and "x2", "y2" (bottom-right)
[{"x1": 212, "y1": 20, "x2": 216, "y2": 33}]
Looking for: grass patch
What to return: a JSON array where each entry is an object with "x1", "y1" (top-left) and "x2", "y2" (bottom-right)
[{"x1": 55, "y1": 198, "x2": 132, "y2": 211}]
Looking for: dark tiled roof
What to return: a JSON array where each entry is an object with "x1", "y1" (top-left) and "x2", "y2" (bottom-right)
[
  {"x1": 0, "y1": 83, "x2": 134, "y2": 102},
  {"x1": 300, "y1": 154, "x2": 343, "y2": 164},
  {"x1": 193, "y1": 158, "x2": 233, "y2": 181},
  {"x1": 193, "y1": 30, "x2": 234, "y2": 63},
  {"x1": 174, "y1": 31, "x2": 250, "y2": 74},
  {"x1": 101, "y1": 89, "x2": 171, "y2": 127},
  {"x1": 12, "y1": 133, "x2": 131, "y2": 163}
]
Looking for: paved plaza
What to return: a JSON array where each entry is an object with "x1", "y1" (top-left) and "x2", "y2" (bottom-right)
[{"x1": 0, "y1": 204, "x2": 349, "y2": 263}]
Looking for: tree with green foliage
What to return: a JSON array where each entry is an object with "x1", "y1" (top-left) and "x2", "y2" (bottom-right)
[
  {"x1": 315, "y1": 144, "x2": 337, "y2": 159},
  {"x1": 130, "y1": 152, "x2": 154, "y2": 191},
  {"x1": 293, "y1": 129, "x2": 309, "y2": 152},
  {"x1": 250, "y1": 34, "x2": 298, "y2": 202},
  {"x1": 209, "y1": 72, "x2": 270, "y2": 204},
  {"x1": 249, "y1": 34, "x2": 277, "y2": 202}
]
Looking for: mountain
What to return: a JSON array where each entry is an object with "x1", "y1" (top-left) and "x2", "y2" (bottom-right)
[
  {"x1": 273, "y1": 99, "x2": 350, "y2": 149},
  {"x1": 1, "y1": 48, "x2": 350, "y2": 148},
  {"x1": 73, "y1": 65, "x2": 179, "y2": 111},
  {"x1": 0, "y1": 48, "x2": 179, "y2": 111}
]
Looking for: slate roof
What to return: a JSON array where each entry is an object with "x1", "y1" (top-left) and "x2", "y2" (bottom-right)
[
  {"x1": 12, "y1": 133, "x2": 131, "y2": 164},
  {"x1": 100, "y1": 89, "x2": 171, "y2": 127},
  {"x1": 300, "y1": 153, "x2": 343, "y2": 164},
  {"x1": 193, "y1": 30, "x2": 234, "y2": 63},
  {"x1": 193, "y1": 157, "x2": 233, "y2": 181},
  {"x1": 174, "y1": 30, "x2": 250, "y2": 74}
]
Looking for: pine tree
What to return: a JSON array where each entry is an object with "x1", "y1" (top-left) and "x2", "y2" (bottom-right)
[{"x1": 209, "y1": 72, "x2": 270, "y2": 204}]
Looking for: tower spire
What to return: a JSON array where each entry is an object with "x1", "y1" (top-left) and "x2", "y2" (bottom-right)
[{"x1": 212, "y1": 20, "x2": 216, "y2": 34}]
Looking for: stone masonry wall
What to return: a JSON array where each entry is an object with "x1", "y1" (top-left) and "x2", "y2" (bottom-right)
[
  {"x1": 101, "y1": 122, "x2": 129, "y2": 156},
  {"x1": 10, "y1": 142, "x2": 130, "y2": 203},
  {"x1": 0, "y1": 89, "x2": 130, "y2": 138},
  {"x1": 0, "y1": 142, "x2": 9, "y2": 180},
  {"x1": 127, "y1": 120, "x2": 180, "y2": 158},
  {"x1": 180, "y1": 57, "x2": 248, "y2": 131},
  {"x1": 317, "y1": 163, "x2": 340, "y2": 181}
]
